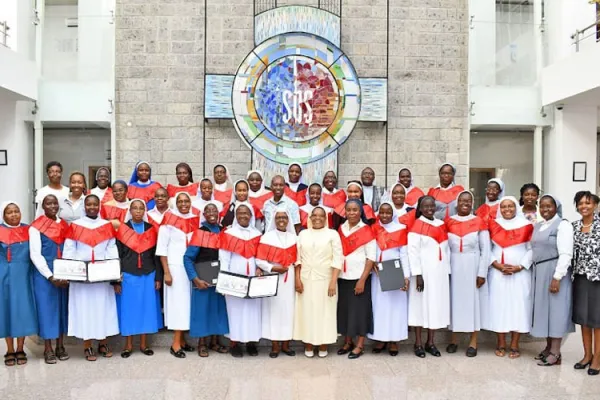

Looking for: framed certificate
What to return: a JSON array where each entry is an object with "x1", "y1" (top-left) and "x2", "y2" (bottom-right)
[
  {"x1": 88, "y1": 259, "x2": 121, "y2": 282},
  {"x1": 53, "y1": 259, "x2": 121, "y2": 283},
  {"x1": 248, "y1": 274, "x2": 279, "y2": 298},
  {"x1": 194, "y1": 260, "x2": 221, "y2": 286},
  {"x1": 215, "y1": 271, "x2": 279, "y2": 298},
  {"x1": 53, "y1": 259, "x2": 87, "y2": 281}
]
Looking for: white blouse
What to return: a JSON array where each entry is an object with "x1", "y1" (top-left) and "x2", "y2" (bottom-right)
[{"x1": 339, "y1": 220, "x2": 377, "y2": 280}]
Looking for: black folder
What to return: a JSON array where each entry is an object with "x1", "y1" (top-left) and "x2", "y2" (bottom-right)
[
  {"x1": 194, "y1": 260, "x2": 221, "y2": 286},
  {"x1": 377, "y1": 258, "x2": 406, "y2": 292}
]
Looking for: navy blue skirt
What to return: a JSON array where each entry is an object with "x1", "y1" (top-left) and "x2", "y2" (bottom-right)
[{"x1": 190, "y1": 286, "x2": 228, "y2": 338}]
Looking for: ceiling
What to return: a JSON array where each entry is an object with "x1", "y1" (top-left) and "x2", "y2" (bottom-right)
[{"x1": 45, "y1": 0, "x2": 78, "y2": 6}]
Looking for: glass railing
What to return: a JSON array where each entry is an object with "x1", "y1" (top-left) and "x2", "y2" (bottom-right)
[
  {"x1": 0, "y1": 20, "x2": 10, "y2": 48},
  {"x1": 571, "y1": 15, "x2": 600, "y2": 52}
]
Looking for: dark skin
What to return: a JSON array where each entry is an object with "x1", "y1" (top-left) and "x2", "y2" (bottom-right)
[
  {"x1": 248, "y1": 172, "x2": 263, "y2": 193},
  {"x1": 234, "y1": 181, "x2": 249, "y2": 203},
  {"x1": 288, "y1": 164, "x2": 302, "y2": 184},
  {"x1": 361, "y1": 167, "x2": 375, "y2": 187},
  {"x1": 308, "y1": 185, "x2": 322, "y2": 207},
  {"x1": 176, "y1": 166, "x2": 191, "y2": 186},
  {"x1": 522, "y1": 188, "x2": 539, "y2": 213},
  {"x1": 114, "y1": 200, "x2": 161, "y2": 354},
  {"x1": 112, "y1": 183, "x2": 128, "y2": 203},
  {"x1": 323, "y1": 171, "x2": 337, "y2": 191},
  {"x1": 398, "y1": 169, "x2": 412, "y2": 188},
  {"x1": 391, "y1": 185, "x2": 406, "y2": 208},
  {"x1": 341, "y1": 202, "x2": 375, "y2": 356},
  {"x1": 2, "y1": 204, "x2": 27, "y2": 365},
  {"x1": 154, "y1": 188, "x2": 169, "y2": 212},
  {"x1": 575, "y1": 196, "x2": 600, "y2": 371},
  {"x1": 199, "y1": 180, "x2": 213, "y2": 202},
  {"x1": 47, "y1": 165, "x2": 63, "y2": 189},
  {"x1": 486, "y1": 181, "x2": 501, "y2": 203},
  {"x1": 347, "y1": 184, "x2": 362, "y2": 200},
  {"x1": 296, "y1": 207, "x2": 339, "y2": 354},
  {"x1": 271, "y1": 176, "x2": 285, "y2": 202},
  {"x1": 137, "y1": 163, "x2": 151, "y2": 183},
  {"x1": 160, "y1": 193, "x2": 192, "y2": 352},
  {"x1": 438, "y1": 165, "x2": 454, "y2": 188},
  {"x1": 69, "y1": 174, "x2": 86, "y2": 201},
  {"x1": 96, "y1": 168, "x2": 110, "y2": 190},
  {"x1": 491, "y1": 200, "x2": 525, "y2": 358},
  {"x1": 214, "y1": 166, "x2": 227, "y2": 185}
]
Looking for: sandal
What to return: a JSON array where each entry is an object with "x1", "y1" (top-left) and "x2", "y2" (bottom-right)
[
  {"x1": 389, "y1": 344, "x2": 399, "y2": 357},
  {"x1": 84, "y1": 347, "x2": 97, "y2": 362},
  {"x1": 15, "y1": 351, "x2": 27, "y2": 365},
  {"x1": 425, "y1": 343, "x2": 441, "y2": 357},
  {"x1": 4, "y1": 352, "x2": 16, "y2": 367},
  {"x1": 534, "y1": 348, "x2": 551, "y2": 361},
  {"x1": 181, "y1": 343, "x2": 195, "y2": 352},
  {"x1": 140, "y1": 347, "x2": 154, "y2": 356},
  {"x1": 538, "y1": 353, "x2": 561, "y2": 366},
  {"x1": 121, "y1": 349, "x2": 133, "y2": 359},
  {"x1": 55, "y1": 346, "x2": 70, "y2": 361},
  {"x1": 44, "y1": 349, "x2": 58, "y2": 364},
  {"x1": 198, "y1": 345, "x2": 209, "y2": 358},
  {"x1": 348, "y1": 346, "x2": 364, "y2": 359},
  {"x1": 508, "y1": 348, "x2": 521, "y2": 359},
  {"x1": 98, "y1": 344, "x2": 113, "y2": 358},
  {"x1": 495, "y1": 347, "x2": 506, "y2": 357},
  {"x1": 209, "y1": 343, "x2": 228, "y2": 354},
  {"x1": 337, "y1": 342, "x2": 354, "y2": 355},
  {"x1": 414, "y1": 345, "x2": 426, "y2": 358}
]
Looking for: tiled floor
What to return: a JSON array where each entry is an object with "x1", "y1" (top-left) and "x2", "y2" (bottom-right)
[{"x1": 1, "y1": 333, "x2": 599, "y2": 400}]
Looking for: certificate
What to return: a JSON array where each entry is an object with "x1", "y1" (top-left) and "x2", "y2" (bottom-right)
[
  {"x1": 216, "y1": 271, "x2": 250, "y2": 298},
  {"x1": 248, "y1": 274, "x2": 279, "y2": 298},
  {"x1": 53, "y1": 259, "x2": 87, "y2": 281},
  {"x1": 87, "y1": 259, "x2": 121, "y2": 283}
]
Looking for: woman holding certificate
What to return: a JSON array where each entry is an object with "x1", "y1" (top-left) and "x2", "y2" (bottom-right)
[
  {"x1": 114, "y1": 199, "x2": 163, "y2": 358},
  {"x1": 29, "y1": 194, "x2": 70, "y2": 364},
  {"x1": 368, "y1": 202, "x2": 410, "y2": 356},
  {"x1": 62, "y1": 194, "x2": 119, "y2": 361},
  {"x1": 156, "y1": 192, "x2": 199, "y2": 358},
  {"x1": 183, "y1": 201, "x2": 229, "y2": 357},
  {"x1": 219, "y1": 203, "x2": 262, "y2": 357},
  {"x1": 337, "y1": 199, "x2": 376, "y2": 359},
  {"x1": 256, "y1": 207, "x2": 297, "y2": 358},
  {"x1": 1, "y1": 202, "x2": 38, "y2": 366}
]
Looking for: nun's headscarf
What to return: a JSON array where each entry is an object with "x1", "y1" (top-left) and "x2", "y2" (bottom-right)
[
  {"x1": 286, "y1": 162, "x2": 304, "y2": 185},
  {"x1": 213, "y1": 164, "x2": 232, "y2": 189},
  {"x1": 196, "y1": 178, "x2": 215, "y2": 200},
  {"x1": 124, "y1": 199, "x2": 149, "y2": 223},
  {"x1": 246, "y1": 170, "x2": 269, "y2": 197},
  {"x1": 346, "y1": 181, "x2": 366, "y2": 203},
  {"x1": 265, "y1": 206, "x2": 295, "y2": 235},
  {"x1": 0, "y1": 201, "x2": 20, "y2": 226},
  {"x1": 170, "y1": 192, "x2": 194, "y2": 218},
  {"x1": 129, "y1": 161, "x2": 153, "y2": 185},
  {"x1": 200, "y1": 200, "x2": 222, "y2": 225},
  {"x1": 383, "y1": 182, "x2": 406, "y2": 205},
  {"x1": 232, "y1": 202, "x2": 257, "y2": 231},
  {"x1": 229, "y1": 179, "x2": 250, "y2": 204},
  {"x1": 345, "y1": 198, "x2": 368, "y2": 224},
  {"x1": 454, "y1": 190, "x2": 475, "y2": 216},
  {"x1": 495, "y1": 196, "x2": 526, "y2": 221},
  {"x1": 539, "y1": 194, "x2": 563, "y2": 219},
  {"x1": 437, "y1": 162, "x2": 456, "y2": 187},
  {"x1": 306, "y1": 183, "x2": 324, "y2": 205},
  {"x1": 95, "y1": 167, "x2": 111, "y2": 185},
  {"x1": 378, "y1": 201, "x2": 401, "y2": 230},
  {"x1": 397, "y1": 168, "x2": 415, "y2": 191},
  {"x1": 308, "y1": 205, "x2": 329, "y2": 229},
  {"x1": 486, "y1": 178, "x2": 505, "y2": 204}
]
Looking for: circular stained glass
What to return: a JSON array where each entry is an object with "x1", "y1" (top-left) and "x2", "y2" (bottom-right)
[{"x1": 232, "y1": 33, "x2": 361, "y2": 164}]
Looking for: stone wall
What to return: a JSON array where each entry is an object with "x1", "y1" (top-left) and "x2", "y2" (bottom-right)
[{"x1": 115, "y1": 0, "x2": 469, "y2": 188}]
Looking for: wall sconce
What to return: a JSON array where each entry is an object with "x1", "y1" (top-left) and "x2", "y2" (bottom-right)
[{"x1": 108, "y1": 99, "x2": 114, "y2": 114}]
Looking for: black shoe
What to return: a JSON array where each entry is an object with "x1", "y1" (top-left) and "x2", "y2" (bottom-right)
[
  {"x1": 281, "y1": 348, "x2": 296, "y2": 357},
  {"x1": 120, "y1": 349, "x2": 132, "y2": 359},
  {"x1": 389, "y1": 347, "x2": 399, "y2": 357},
  {"x1": 140, "y1": 347, "x2": 154, "y2": 356},
  {"x1": 446, "y1": 344, "x2": 458, "y2": 354},
  {"x1": 466, "y1": 347, "x2": 477, "y2": 358},
  {"x1": 414, "y1": 345, "x2": 426, "y2": 358},
  {"x1": 337, "y1": 343, "x2": 354, "y2": 355},
  {"x1": 588, "y1": 368, "x2": 600, "y2": 376},
  {"x1": 348, "y1": 347, "x2": 364, "y2": 360},
  {"x1": 181, "y1": 343, "x2": 195, "y2": 352},
  {"x1": 269, "y1": 351, "x2": 279, "y2": 358},
  {"x1": 372, "y1": 344, "x2": 386, "y2": 354},
  {"x1": 425, "y1": 344, "x2": 441, "y2": 357},
  {"x1": 574, "y1": 360, "x2": 592, "y2": 369},
  {"x1": 170, "y1": 347, "x2": 186, "y2": 358},
  {"x1": 247, "y1": 344, "x2": 259, "y2": 357},
  {"x1": 230, "y1": 345, "x2": 243, "y2": 358}
]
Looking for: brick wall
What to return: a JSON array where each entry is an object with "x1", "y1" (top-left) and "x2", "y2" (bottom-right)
[{"x1": 115, "y1": 0, "x2": 469, "y2": 189}]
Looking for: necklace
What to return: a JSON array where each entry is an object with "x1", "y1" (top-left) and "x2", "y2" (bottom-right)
[{"x1": 582, "y1": 221, "x2": 593, "y2": 228}]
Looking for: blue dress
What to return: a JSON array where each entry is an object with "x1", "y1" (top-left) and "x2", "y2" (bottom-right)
[
  {"x1": 0, "y1": 224, "x2": 38, "y2": 338},
  {"x1": 183, "y1": 224, "x2": 229, "y2": 338},
  {"x1": 33, "y1": 233, "x2": 69, "y2": 340}
]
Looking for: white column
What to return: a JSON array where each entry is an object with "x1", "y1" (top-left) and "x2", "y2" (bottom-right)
[
  {"x1": 533, "y1": 126, "x2": 543, "y2": 186},
  {"x1": 34, "y1": 118, "x2": 43, "y2": 190},
  {"x1": 546, "y1": 105, "x2": 598, "y2": 221}
]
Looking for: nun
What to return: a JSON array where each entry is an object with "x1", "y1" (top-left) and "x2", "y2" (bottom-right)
[
  {"x1": 475, "y1": 178, "x2": 505, "y2": 225},
  {"x1": 221, "y1": 180, "x2": 261, "y2": 228},
  {"x1": 299, "y1": 183, "x2": 333, "y2": 229},
  {"x1": 369, "y1": 202, "x2": 410, "y2": 356},
  {"x1": 127, "y1": 161, "x2": 163, "y2": 209},
  {"x1": 156, "y1": 192, "x2": 199, "y2": 358},
  {"x1": 408, "y1": 196, "x2": 451, "y2": 358},
  {"x1": 1, "y1": 202, "x2": 38, "y2": 366},
  {"x1": 397, "y1": 168, "x2": 425, "y2": 208},
  {"x1": 256, "y1": 207, "x2": 297, "y2": 358},
  {"x1": 114, "y1": 199, "x2": 163, "y2": 358},
  {"x1": 219, "y1": 203, "x2": 262, "y2": 357},
  {"x1": 101, "y1": 180, "x2": 130, "y2": 230},
  {"x1": 445, "y1": 191, "x2": 491, "y2": 357},
  {"x1": 89, "y1": 167, "x2": 113, "y2": 204},
  {"x1": 530, "y1": 194, "x2": 574, "y2": 366},
  {"x1": 62, "y1": 195, "x2": 119, "y2": 361},
  {"x1": 332, "y1": 182, "x2": 376, "y2": 230},
  {"x1": 488, "y1": 196, "x2": 534, "y2": 359},
  {"x1": 29, "y1": 194, "x2": 70, "y2": 364},
  {"x1": 427, "y1": 163, "x2": 465, "y2": 220},
  {"x1": 212, "y1": 164, "x2": 233, "y2": 205},
  {"x1": 166, "y1": 162, "x2": 199, "y2": 198},
  {"x1": 321, "y1": 171, "x2": 347, "y2": 209}
]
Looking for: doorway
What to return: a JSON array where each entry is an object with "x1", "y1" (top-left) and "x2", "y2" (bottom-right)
[{"x1": 469, "y1": 168, "x2": 496, "y2": 209}]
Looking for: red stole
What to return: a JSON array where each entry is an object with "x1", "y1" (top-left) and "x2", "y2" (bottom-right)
[
  {"x1": 338, "y1": 225, "x2": 375, "y2": 272},
  {"x1": 475, "y1": 203, "x2": 498, "y2": 226},
  {"x1": 405, "y1": 187, "x2": 424, "y2": 206},
  {"x1": 284, "y1": 186, "x2": 308, "y2": 207},
  {"x1": 248, "y1": 192, "x2": 273, "y2": 220},
  {"x1": 166, "y1": 183, "x2": 199, "y2": 198},
  {"x1": 100, "y1": 204, "x2": 127, "y2": 222},
  {"x1": 219, "y1": 230, "x2": 261, "y2": 275},
  {"x1": 213, "y1": 188, "x2": 233, "y2": 205},
  {"x1": 489, "y1": 219, "x2": 533, "y2": 264},
  {"x1": 446, "y1": 216, "x2": 487, "y2": 253},
  {"x1": 256, "y1": 241, "x2": 297, "y2": 282},
  {"x1": 161, "y1": 212, "x2": 199, "y2": 247},
  {"x1": 334, "y1": 203, "x2": 376, "y2": 221},
  {"x1": 127, "y1": 182, "x2": 162, "y2": 203},
  {"x1": 88, "y1": 188, "x2": 114, "y2": 204},
  {"x1": 148, "y1": 213, "x2": 164, "y2": 231},
  {"x1": 398, "y1": 209, "x2": 417, "y2": 230},
  {"x1": 0, "y1": 225, "x2": 30, "y2": 262},
  {"x1": 189, "y1": 229, "x2": 220, "y2": 249},
  {"x1": 427, "y1": 185, "x2": 465, "y2": 205},
  {"x1": 322, "y1": 190, "x2": 347, "y2": 209},
  {"x1": 31, "y1": 216, "x2": 69, "y2": 258},
  {"x1": 117, "y1": 223, "x2": 158, "y2": 268},
  {"x1": 372, "y1": 223, "x2": 407, "y2": 262},
  {"x1": 66, "y1": 223, "x2": 116, "y2": 263},
  {"x1": 410, "y1": 219, "x2": 448, "y2": 261}
]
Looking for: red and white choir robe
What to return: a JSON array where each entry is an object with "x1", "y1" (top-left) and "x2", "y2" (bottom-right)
[
  {"x1": 284, "y1": 185, "x2": 308, "y2": 207},
  {"x1": 191, "y1": 197, "x2": 224, "y2": 221},
  {"x1": 299, "y1": 203, "x2": 333, "y2": 229},
  {"x1": 256, "y1": 231, "x2": 297, "y2": 341},
  {"x1": 212, "y1": 185, "x2": 233, "y2": 206},
  {"x1": 127, "y1": 181, "x2": 162, "y2": 205},
  {"x1": 89, "y1": 186, "x2": 113, "y2": 204},
  {"x1": 62, "y1": 216, "x2": 119, "y2": 340},
  {"x1": 475, "y1": 200, "x2": 500, "y2": 226},
  {"x1": 100, "y1": 200, "x2": 129, "y2": 225},
  {"x1": 334, "y1": 202, "x2": 376, "y2": 222},
  {"x1": 248, "y1": 190, "x2": 273, "y2": 230},
  {"x1": 487, "y1": 218, "x2": 533, "y2": 333},
  {"x1": 404, "y1": 186, "x2": 425, "y2": 208},
  {"x1": 427, "y1": 184, "x2": 465, "y2": 220},
  {"x1": 156, "y1": 211, "x2": 199, "y2": 330},
  {"x1": 446, "y1": 215, "x2": 491, "y2": 332},
  {"x1": 219, "y1": 225, "x2": 262, "y2": 342},
  {"x1": 368, "y1": 221, "x2": 410, "y2": 342},
  {"x1": 166, "y1": 182, "x2": 199, "y2": 198},
  {"x1": 407, "y1": 216, "x2": 451, "y2": 329},
  {"x1": 321, "y1": 188, "x2": 347, "y2": 209}
]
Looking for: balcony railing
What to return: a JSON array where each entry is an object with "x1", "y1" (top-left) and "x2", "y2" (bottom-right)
[
  {"x1": 571, "y1": 15, "x2": 600, "y2": 51},
  {"x1": 0, "y1": 20, "x2": 9, "y2": 48}
]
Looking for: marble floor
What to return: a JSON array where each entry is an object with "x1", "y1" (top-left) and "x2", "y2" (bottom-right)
[{"x1": 1, "y1": 333, "x2": 599, "y2": 400}]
